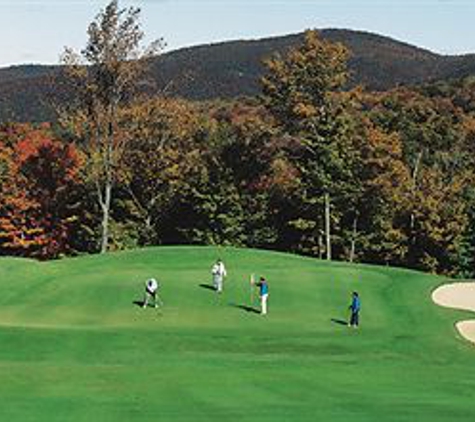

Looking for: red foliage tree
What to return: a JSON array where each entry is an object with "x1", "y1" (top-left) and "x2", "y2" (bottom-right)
[{"x1": 0, "y1": 127, "x2": 83, "y2": 258}]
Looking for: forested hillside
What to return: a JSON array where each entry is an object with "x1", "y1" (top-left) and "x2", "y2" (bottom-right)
[
  {"x1": 2, "y1": 26, "x2": 475, "y2": 277},
  {"x1": 2, "y1": 29, "x2": 475, "y2": 122}
]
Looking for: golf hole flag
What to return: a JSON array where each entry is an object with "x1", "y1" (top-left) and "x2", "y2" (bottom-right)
[{"x1": 250, "y1": 273, "x2": 255, "y2": 303}]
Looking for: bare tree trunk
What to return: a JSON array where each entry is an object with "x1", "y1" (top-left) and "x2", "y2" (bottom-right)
[
  {"x1": 325, "y1": 193, "x2": 331, "y2": 261},
  {"x1": 349, "y1": 214, "x2": 358, "y2": 263},
  {"x1": 100, "y1": 111, "x2": 115, "y2": 254},
  {"x1": 145, "y1": 214, "x2": 152, "y2": 233},
  {"x1": 408, "y1": 151, "x2": 423, "y2": 261},
  {"x1": 100, "y1": 182, "x2": 112, "y2": 253},
  {"x1": 409, "y1": 150, "x2": 423, "y2": 233},
  {"x1": 318, "y1": 232, "x2": 324, "y2": 260},
  {"x1": 143, "y1": 196, "x2": 158, "y2": 245}
]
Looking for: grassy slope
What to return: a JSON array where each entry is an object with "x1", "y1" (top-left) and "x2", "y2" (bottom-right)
[{"x1": 0, "y1": 246, "x2": 473, "y2": 421}]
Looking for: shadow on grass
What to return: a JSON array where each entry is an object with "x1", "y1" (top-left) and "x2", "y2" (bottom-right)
[
  {"x1": 199, "y1": 283, "x2": 216, "y2": 292},
  {"x1": 231, "y1": 303, "x2": 261, "y2": 314},
  {"x1": 331, "y1": 318, "x2": 349, "y2": 326},
  {"x1": 133, "y1": 300, "x2": 145, "y2": 308},
  {"x1": 133, "y1": 300, "x2": 164, "y2": 312}
]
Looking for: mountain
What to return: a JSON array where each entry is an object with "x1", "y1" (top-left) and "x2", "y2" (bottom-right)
[{"x1": 2, "y1": 29, "x2": 475, "y2": 122}]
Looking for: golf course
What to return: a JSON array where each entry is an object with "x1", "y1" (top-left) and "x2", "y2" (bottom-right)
[{"x1": 0, "y1": 246, "x2": 474, "y2": 421}]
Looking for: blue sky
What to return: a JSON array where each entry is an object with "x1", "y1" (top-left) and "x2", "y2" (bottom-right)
[{"x1": 0, "y1": 0, "x2": 473, "y2": 67}]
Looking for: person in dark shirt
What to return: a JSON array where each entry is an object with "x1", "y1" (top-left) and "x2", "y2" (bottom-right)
[
  {"x1": 348, "y1": 291, "x2": 361, "y2": 328},
  {"x1": 143, "y1": 278, "x2": 161, "y2": 308}
]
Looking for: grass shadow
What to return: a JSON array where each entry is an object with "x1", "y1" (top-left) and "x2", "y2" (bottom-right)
[
  {"x1": 231, "y1": 303, "x2": 260, "y2": 314},
  {"x1": 199, "y1": 283, "x2": 216, "y2": 292},
  {"x1": 331, "y1": 318, "x2": 349, "y2": 326},
  {"x1": 134, "y1": 300, "x2": 163, "y2": 310}
]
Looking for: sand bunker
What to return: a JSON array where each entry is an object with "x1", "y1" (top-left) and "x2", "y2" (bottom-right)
[{"x1": 432, "y1": 282, "x2": 475, "y2": 344}]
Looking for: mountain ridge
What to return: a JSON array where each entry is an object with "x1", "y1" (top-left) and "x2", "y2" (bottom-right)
[{"x1": 2, "y1": 28, "x2": 475, "y2": 122}]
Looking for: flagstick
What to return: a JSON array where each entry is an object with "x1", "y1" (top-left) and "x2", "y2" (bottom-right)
[{"x1": 250, "y1": 273, "x2": 255, "y2": 305}]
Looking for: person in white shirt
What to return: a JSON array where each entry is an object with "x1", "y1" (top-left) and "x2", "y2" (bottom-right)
[
  {"x1": 143, "y1": 278, "x2": 161, "y2": 308},
  {"x1": 211, "y1": 259, "x2": 227, "y2": 293}
]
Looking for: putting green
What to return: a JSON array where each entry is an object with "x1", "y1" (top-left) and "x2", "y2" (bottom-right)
[{"x1": 0, "y1": 246, "x2": 473, "y2": 421}]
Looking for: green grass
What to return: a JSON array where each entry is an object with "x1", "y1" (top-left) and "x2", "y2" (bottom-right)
[{"x1": 0, "y1": 246, "x2": 474, "y2": 421}]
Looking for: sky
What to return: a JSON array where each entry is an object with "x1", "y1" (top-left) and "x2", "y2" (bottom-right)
[{"x1": 0, "y1": 0, "x2": 473, "y2": 67}]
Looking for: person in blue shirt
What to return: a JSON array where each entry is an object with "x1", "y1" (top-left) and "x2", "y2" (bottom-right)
[
  {"x1": 255, "y1": 277, "x2": 269, "y2": 315},
  {"x1": 348, "y1": 291, "x2": 361, "y2": 328}
]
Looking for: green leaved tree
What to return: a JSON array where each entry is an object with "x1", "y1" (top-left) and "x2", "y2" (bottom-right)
[{"x1": 261, "y1": 30, "x2": 360, "y2": 260}]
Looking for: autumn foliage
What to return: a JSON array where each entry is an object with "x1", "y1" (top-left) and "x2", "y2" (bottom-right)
[
  {"x1": 0, "y1": 126, "x2": 82, "y2": 258},
  {"x1": 1, "y1": 31, "x2": 475, "y2": 277}
]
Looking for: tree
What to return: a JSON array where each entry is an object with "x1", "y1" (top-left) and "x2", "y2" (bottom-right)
[
  {"x1": 356, "y1": 123, "x2": 412, "y2": 265},
  {"x1": 261, "y1": 30, "x2": 358, "y2": 259},
  {"x1": 207, "y1": 100, "x2": 292, "y2": 249},
  {"x1": 61, "y1": 0, "x2": 163, "y2": 253},
  {"x1": 121, "y1": 97, "x2": 204, "y2": 245},
  {"x1": 262, "y1": 30, "x2": 349, "y2": 134},
  {"x1": 403, "y1": 167, "x2": 467, "y2": 274},
  {"x1": 360, "y1": 85, "x2": 475, "y2": 272},
  {"x1": 152, "y1": 99, "x2": 282, "y2": 248},
  {"x1": 0, "y1": 127, "x2": 83, "y2": 258}
]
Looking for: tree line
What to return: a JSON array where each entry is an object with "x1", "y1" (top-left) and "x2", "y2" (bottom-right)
[{"x1": 1, "y1": 1, "x2": 475, "y2": 277}]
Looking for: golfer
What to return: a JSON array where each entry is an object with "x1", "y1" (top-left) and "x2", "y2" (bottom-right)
[
  {"x1": 143, "y1": 278, "x2": 161, "y2": 308},
  {"x1": 211, "y1": 259, "x2": 227, "y2": 293},
  {"x1": 348, "y1": 291, "x2": 361, "y2": 327},
  {"x1": 255, "y1": 276, "x2": 269, "y2": 315}
]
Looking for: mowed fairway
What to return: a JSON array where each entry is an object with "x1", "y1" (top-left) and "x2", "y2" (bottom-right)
[{"x1": 0, "y1": 246, "x2": 474, "y2": 421}]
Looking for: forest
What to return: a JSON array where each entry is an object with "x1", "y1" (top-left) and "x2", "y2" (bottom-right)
[{"x1": 1, "y1": 1, "x2": 475, "y2": 277}]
